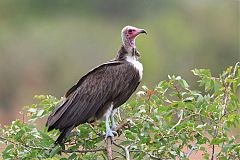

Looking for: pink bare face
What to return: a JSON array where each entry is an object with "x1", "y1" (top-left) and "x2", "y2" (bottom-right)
[
  {"x1": 121, "y1": 26, "x2": 146, "y2": 49},
  {"x1": 125, "y1": 26, "x2": 146, "y2": 40}
]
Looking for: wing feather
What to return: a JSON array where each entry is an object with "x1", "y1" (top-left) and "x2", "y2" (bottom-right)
[{"x1": 47, "y1": 60, "x2": 140, "y2": 131}]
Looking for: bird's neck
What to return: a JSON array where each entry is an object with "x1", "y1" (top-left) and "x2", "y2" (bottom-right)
[{"x1": 116, "y1": 45, "x2": 140, "y2": 61}]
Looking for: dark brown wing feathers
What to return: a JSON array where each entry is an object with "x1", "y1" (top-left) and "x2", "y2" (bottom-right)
[{"x1": 47, "y1": 61, "x2": 140, "y2": 133}]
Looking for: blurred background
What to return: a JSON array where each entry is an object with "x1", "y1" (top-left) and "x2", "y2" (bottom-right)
[{"x1": 0, "y1": 0, "x2": 239, "y2": 125}]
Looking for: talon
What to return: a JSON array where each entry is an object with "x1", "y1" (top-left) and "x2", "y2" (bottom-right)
[
  {"x1": 105, "y1": 129, "x2": 118, "y2": 140},
  {"x1": 105, "y1": 131, "x2": 114, "y2": 140},
  {"x1": 112, "y1": 131, "x2": 118, "y2": 137}
]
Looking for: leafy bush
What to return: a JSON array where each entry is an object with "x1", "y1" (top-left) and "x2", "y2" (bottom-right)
[{"x1": 1, "y1": 63, "x2": 239, "y2": 160}]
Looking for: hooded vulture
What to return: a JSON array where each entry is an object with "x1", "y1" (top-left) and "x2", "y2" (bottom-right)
[{"x1": 46, "y1": 26, "x2": 147, "y2": 144}]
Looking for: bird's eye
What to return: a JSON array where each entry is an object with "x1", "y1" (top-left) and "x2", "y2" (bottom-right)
[{"x1": 128, "y1": 29, "x2": 133, "y2": 33}]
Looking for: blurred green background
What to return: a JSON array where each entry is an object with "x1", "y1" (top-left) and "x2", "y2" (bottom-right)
[{"x1": 0, "y1": 0, "x2": 239, "y2": 124}]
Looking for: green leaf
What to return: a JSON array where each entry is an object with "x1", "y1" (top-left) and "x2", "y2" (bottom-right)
[
  {"x1": 196, "y1": 124, "x2": 206, "y2": 129},
  {"x1": 3, "y1": 144, "x2": 14, "y2": 154},
  {"x1": 125, "y1": 130, "x2": 136, "y2": 140},
  {"x1": 219, "y1": 157, "x2": 228, "y2": 160},
  {"x1": 50, "y1": 146, "x2": 62, "y2": 157},
  {"x1": 37, "y1": 109, "x2": 44, "y2": 117},
  {"x1": 211, "y1": 138, "x2": 225, "y2": 145},
  {"x1": 179, "y1": 79, "x2": 189, "y2": 89},
  {"x1": 28, "y1": 108, "x2": 37, "y2": 113},
  {"x1": 68, "y1": 153, "x2": 78, "y2": 159}
]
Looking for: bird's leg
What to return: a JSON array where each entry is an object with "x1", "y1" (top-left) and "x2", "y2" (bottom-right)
[
  {"x1": 105, "y1": 104, "x2": 114, "y2": 138},
  {"x1": 105, "y1": 104, "x2": 117, "y2": 139},
  {"x1": 110, "y1": 109, "x2": 117, "y2": 130}
]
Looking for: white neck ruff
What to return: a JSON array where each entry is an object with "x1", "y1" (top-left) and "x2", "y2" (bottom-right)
[{"x1": 126, "y1": 56, "x2": 143, "y2": 81}]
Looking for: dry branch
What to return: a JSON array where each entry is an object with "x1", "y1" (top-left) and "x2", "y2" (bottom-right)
[{"x1": 106, "y1": 137, "x2": 113, "y2": 160}]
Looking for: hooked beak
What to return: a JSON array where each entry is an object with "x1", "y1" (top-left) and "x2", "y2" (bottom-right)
[{"x1": 139, "y1": 29, "x2": 147, "y2": 35}]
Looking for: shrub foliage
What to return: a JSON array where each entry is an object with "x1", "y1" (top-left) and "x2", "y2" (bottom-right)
[{"x1": 1, "y1": 63, "x2": 240, "y2": 160}]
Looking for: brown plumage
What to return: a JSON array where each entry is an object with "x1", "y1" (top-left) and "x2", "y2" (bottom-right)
[{"x1": 46, "y1": 26, "x2": 146, "y2": 144}]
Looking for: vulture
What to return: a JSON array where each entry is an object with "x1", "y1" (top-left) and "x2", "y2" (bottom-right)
[{"x1": 46, "y1": 26, "x2": 147, "y2": 144}]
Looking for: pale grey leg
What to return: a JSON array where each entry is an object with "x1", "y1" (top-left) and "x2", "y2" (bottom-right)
[
  {"x1": 105, "y1": 104, "x2": 115, "y2": 138},
  {"x1": 110, "y1": 109, "x2": 117, "y2": 130}
]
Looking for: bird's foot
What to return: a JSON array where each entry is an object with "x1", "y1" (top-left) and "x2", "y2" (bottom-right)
[
  {"x1": 105, "y1": 129, "x2": 118, "y2": 140},
  {"x1": 111, "y1": 124, "x2": 116, "y2": 130},
  {"x1": 112, "y1": 125, "x2": 121, "y2": 137},
  {"x1": 112, "y1": 130, "x2": 118, "y2": 136}
]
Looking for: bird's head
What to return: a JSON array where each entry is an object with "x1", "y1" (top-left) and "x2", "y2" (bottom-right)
[{"x1": 121, "y1": 25, "x2": 147, "y2": 54}]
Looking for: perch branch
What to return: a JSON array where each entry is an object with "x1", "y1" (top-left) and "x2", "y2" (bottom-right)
[{"x1": 106, "y1": 137, "x2": 113, "y2": 160}]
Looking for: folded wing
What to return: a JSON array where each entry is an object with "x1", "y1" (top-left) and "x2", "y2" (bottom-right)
[{"x1": 46, "y1": 61, "x2": 140, "y2": 133}]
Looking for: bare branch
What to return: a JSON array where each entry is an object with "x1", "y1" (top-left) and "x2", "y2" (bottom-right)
[
  {"x1": 186, "y1": 145, "x2": 195, "y2": 158},
  {"x1": 113, "y1": 142, "x2": 130, "y2": 160},
  {"x1": 129, "y1": 149, "x2": 163, "y2": 160},
  {"x1": 211, "y1": 144, "x2": 215, "y2": 160},
  {"x1": 112, "y1": 149, "x2": 126, "y2": 159},
  {"x1": 167, "y1": 109, "x2": 183, "y2": 134},
  {"x1": 117, "y1": 108, "x2": 122, "y2": 122},
  {"x1": 62, "y1": 148, "x2": 105, "y2": 153},
  {"x1": 106, "y1": 137, "x2": 113, "y2": 160},
  {"x1": 1, "y1": 135, "x2": 106, "y2": 154}
]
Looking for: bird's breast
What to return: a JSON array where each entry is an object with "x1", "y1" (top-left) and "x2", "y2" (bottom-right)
[{"x1": 126, "y1": 56, "x2": 143, "y2": 81}]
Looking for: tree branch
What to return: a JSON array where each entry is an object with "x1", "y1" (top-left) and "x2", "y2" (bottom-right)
[
  {"x1": 167, "y1": 109, "x2": 183, "y2": 134},
  {"x1": 62, "y1": 148, "x2": 105, "y2": 153},
  {"x1": 129, "y1": 150, "x2": 163, "y2": 160},
  {"x1": 0, "y1": 135, "x2": 106, "y2": 154},
  {"x1": 112, "y1": 149, "x2": 126, "y2": 159},
  {"x1": 186, "y1": 144, "x2": 196, "y2": 158},
  {"x1": 113, "y1": 142, "x2": 130, "y2": 160},
  {"x1": 0, "y1": 119, "x2": 131, "y2": 159},
  {"x1": 211, "y1": 144, "x2": 215, "y2": 160},
  {"x1": 106, "y1": 137, "x2": 113, "y2": 160}
]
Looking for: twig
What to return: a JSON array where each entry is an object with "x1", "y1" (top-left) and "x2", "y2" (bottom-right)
[
  {"x1": 112, "y1": 149, "x2": 126, "y2": 159},
  {"x1": 211, "y1": 144, "x2": 215, "y2": 160},
  {"x1": 0, "y1": 136, "x2": 52, "y2": 151},
  {"x1": 113, "y1": 141, "x2": 124, "y2": 151},
  {"x1": 113, "y1": 141, "x2": 164, "y2": 160},
  {"x1": 167, "y1": 109, "x2": 183, "y2": 134},
  {"x1": 221, "y1": 78, "x2": 229, "y2": 117},
  {"x1": 0, "y1": 119, "x2": 131, "y2": 159},
  {"x1": 173, "y1": 83, "x2": 182, "y2": 100},
  {"x1": 113, "y1": 142, "x2": 130, "y2": 160},
  {"x1": 117, "y1": 108, "x2": 122, "y2": 122},
  {"x1": 124, "y1": 146, "x2": 130, "y2": 160},
  {"x1": 106, "y1": 137, "x2": 113, "y2": 160},
  {"x1": 62, "y1": 148, "x2": 105, "y2": 153},
  {"x1": 211, "y1": 125, "x2": 218, "y2": 160},
  {"x1": 0, "y1": 135, "x2": 106, "y2": 154},
  {"x1": 186, "y1": 145, "x2": 195, "y2": 158},
  {"x1": 115, "y1": 120, "x2": 131, "y2": 132},
  {"x1": 129, "y1": 150, "x2": 163, "y2": 160}
]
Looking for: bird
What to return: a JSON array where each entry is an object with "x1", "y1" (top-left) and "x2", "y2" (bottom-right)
[{"x1": 46, "y1": 25, "x2": 147, "y2": 144}]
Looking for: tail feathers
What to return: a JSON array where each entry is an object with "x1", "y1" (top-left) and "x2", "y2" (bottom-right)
[
  {"x1": 55, "y1": 126, "x2": 74, "y2": 144},
  {"x1": 46, "y1": 99, "x2": 68, "y2": 128},
  {"x1": 47, "y1": 92, "x2": 78, "y2": 129}
]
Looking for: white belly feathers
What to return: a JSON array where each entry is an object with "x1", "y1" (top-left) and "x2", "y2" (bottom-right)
[{"x1": 126, "y1": 56, "x2": 143, "y2": 81}]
